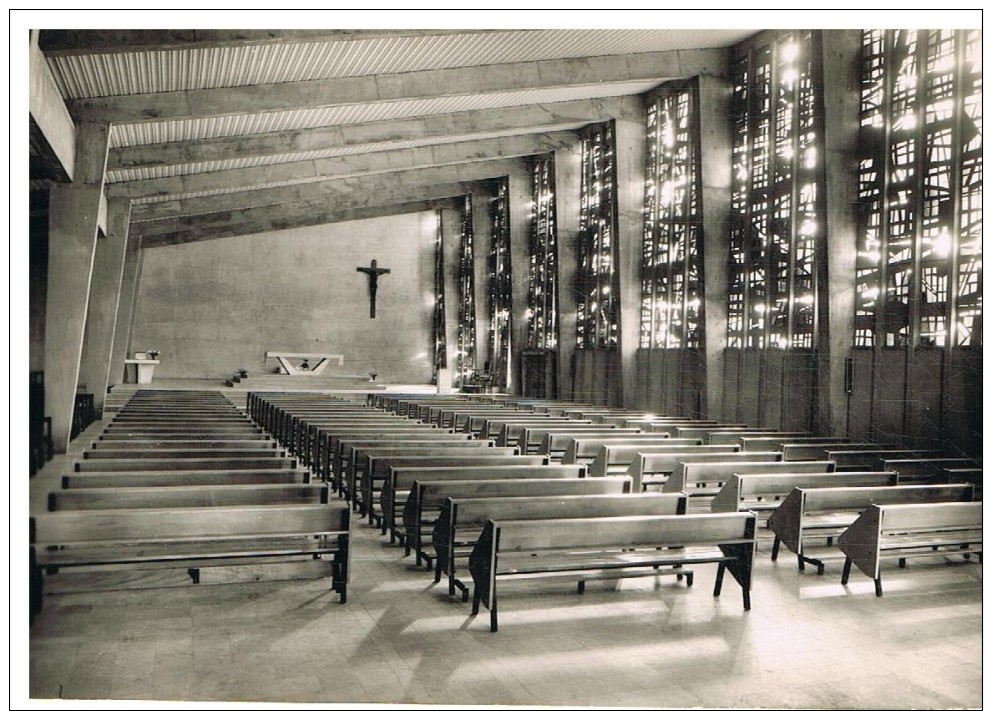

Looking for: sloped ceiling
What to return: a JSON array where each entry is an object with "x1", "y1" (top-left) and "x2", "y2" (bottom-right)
[{"x1": 32, "y1": 28, "x2": 758, "y2": 246}]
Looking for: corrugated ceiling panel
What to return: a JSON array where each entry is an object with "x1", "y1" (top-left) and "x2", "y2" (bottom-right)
[
  {"x1": 49, "y1": 29, "x2": 752, "y2": 98},
  {"x1": 105, "y1": 124, "x2": 586, "y2": 183},
  {"x1": 129, "y1": 175, "x2": 361, "y2": 205},
  {"x1": 109, "y1": 79, "x2": 658, "y2": 147}
]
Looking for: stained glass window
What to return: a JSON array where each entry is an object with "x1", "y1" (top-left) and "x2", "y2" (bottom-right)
[
  {"x1": 640, "y1": 82, "x2": 703, "y2": 349},
  {"x1": 728, "y1": 31, "x2": 824, "y2": 349},
  {"x1": 456, "y1": 195, "x2": 476, "y2": 385},
  {"x1": 487, "y1": 179, "x2": 512, "y2": 388},
  {"x1": 576, "y1": 121, "x2": 620, "y2": 348},
  {"x1": 527, "y1": 154, "x2": 560, "y2": 350},
  {"x1": 855, "y1": 29, "x2": 982, "y2": 348}
]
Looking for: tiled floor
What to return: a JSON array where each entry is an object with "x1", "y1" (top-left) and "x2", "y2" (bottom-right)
[{"x1": 20, "y1": 408, "x2": 985, "y2": 710}]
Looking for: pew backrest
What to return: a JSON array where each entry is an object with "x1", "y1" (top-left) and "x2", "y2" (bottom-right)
[{"x1": 711, "y1": 471, "x2": 899, "y2": 513}]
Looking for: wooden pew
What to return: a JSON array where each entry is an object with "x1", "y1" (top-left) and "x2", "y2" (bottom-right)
[
  {"x1": 942, "y1": 468, "x2": 983, "y2": 500},
  {"x1": 777, "y1": 441, "x2": 901, "y2": 462},
  {"x1": 512, "y1": 424, "x2": 630, "y2": 453},
  {"x1": 436, "y1": 487, "x2": 680, "y2": 599},
  {"x1": 630, "y1": 451, "x2": 782, "y2": 492},
  {"x1": 469, "y1": 415, "x2": 570, "y2": 440},
  {"x1": 665, "y1": 460, "x2": 835, "y2": 512},
  {"x1": 331, "y1": 432, "x2": 475, "y2": 494},
  {"x1": 838, "y1": 501, "x2": 983, "y2": 596},
  {"x1": 74, "y1": 456, "x2": 298, "y2": 472},
  {"x1": 711, "y1": 471, "x2": 900, "y2": 514},
  {"x1": 393, "y1": 464, "x2": 588, "y2": 559},
  {"x1": 91, "y1": 439, "x2": 278, "y2": 450},
  {"x1": 82, "y1": 447, "x2": 288, "y2": 460},
  {"x1": 742, "y1": 436, "x2": 850, "y2": 454},
  {"x1": 766, "y1": 483, "x2": 975, "y2": 574},
  {"x1": 468, "y1": 512, "x2": 757, "y2": 632},
  {"x1": 873, "y1": 457, "x2": 982, "y2": 484},
  {"x1": 822, "y1": 449, "x2": 947, "y2": 471},
  {"x1": 349, "y1": 442, "x2": 502, "y2": 515},
  {"x1": 62, "y1": 468, "x2": 311, "y2": 489},
  {"x1": 708, "y1": 430, "x2": 810, "y2": 446},
  {"x1": 317, "y1": 424, "x2": 443, "y2": 489},
  {"x1": 360, "y1": 451, "x2": 543, "y2": 525},
  {"x1": 562, "y1": 436, "x2": 696, "y2": 466},
  {"x1": 536, "y1": 429, "x2": 648, "y2": 461},
  {"x1": 48, "y1": 483, "x2": 330, "y2": 510},
  {"x1": 589, "y1": 442, "x2": 730, "y2": 478},
  {"x1": 30, "y1": 504, "x2": 351, "y2": 603}
]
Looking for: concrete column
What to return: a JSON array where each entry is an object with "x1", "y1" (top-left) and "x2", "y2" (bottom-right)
[
  {"x1": 108, "y1": 236, "x2": 144, "y2": 389},
  {"x1": 44, "y1": 135, "x2": 111, "y2": 452},
  {"x1": 697, "y1": 74, "x2": 734, "y2": 419},
  {"x1": 77, "y1": 198, "x2": 131, "y2": 416},
  {"x1": 506, "y1": 162, "x2": 532, "y2": 395},
  {"x1": 817, "y1": 30, "x2": 862, "y2": 435},
  {"x1": 613, "y1": 99, "x2": 647, "y2": 408},
  {"x1": 554, "y1": 139, "x2": 583, "y2": 401}
]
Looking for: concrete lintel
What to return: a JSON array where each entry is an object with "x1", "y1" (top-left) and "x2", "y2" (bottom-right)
[
  {"x1": 29, "y1": 33, "x2": 75, "y2": 181},
  {"x1": 108, "y1": 97, "x2": 633, "y2": 171},
  {"x1": 107, "y1": 131, "x2": 578, "y2": 200},
  {"x1": 69, "y1": 49, "x2": 726, "y2": 124}
]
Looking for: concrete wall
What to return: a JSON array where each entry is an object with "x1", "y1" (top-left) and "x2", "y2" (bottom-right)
[{"x1": 129, "y1": 211, "x2": 437, "y2": 383}]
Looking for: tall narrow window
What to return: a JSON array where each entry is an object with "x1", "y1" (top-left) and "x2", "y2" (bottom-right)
[
  {"x1": 641, "y1": 81, "x2": 703, "y2": 349},
  {"x1": 728, "y1": 31, "x2": 824, "y2": 349},
  {"x1": 527, "y1": 154, "x2": 560, "y2": 350},
  {"x1": 432, "y1": 209, "x2": 447, "y2": 377},
  {"x1": 488, "y1": 179, "x2": 512, "y2": 388},
  {"x1": 456, "y1": 196, "x2": 476, "y2": 386},
  {"x1": 576, "y1": 121, "x2": 620, "y2": 348},
  {"x1": 855, "y1": 29, "x2": 982, "y2": 348}
]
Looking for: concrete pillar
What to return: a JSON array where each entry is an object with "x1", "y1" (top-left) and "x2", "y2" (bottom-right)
[
  {"x1": 697, "y1": 74, "x2": 735, "y2": 419},
  {"x1": 613, "y1": 99, "x2": 647, "y2": 408},
  {"x1": 554, "y1": 140, "x2": 583, "y2": 401},
  {"x1": 43, "y1": 122, "x2": 110, "y2": 451},
  {"x1": 817, "y1": 30, "x2": 862, "y2": 435},
  {"x1": 108, "y1": 236, "x2": 144, "y2": 389},
  {"x1": 77, "y1": 198, "x2": 131, "y2": 416},
  {"x1": 507, "y1": 162, "x2": 532, "y2": 395}
]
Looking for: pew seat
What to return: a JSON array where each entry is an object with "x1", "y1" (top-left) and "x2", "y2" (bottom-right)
[
  {"x1": 468, "y1": 512, "x2": 757, "y2": 632},
  {"x1": 838, "y1": 501, "x2": 982, "y2": 596}
]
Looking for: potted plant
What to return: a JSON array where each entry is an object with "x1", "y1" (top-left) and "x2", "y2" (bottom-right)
[
  {"x1": 368, "y1": 370, "x2": 378, "y2": 382},
  {"x1": 238, "y1": 368, "x2": 249, "y2": 379}
]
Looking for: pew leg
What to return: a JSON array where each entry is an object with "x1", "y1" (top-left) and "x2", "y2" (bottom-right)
[
  {"x1": 771, "y1": 536, "x2": 781, "y2": 561},
  {"x1": 434, "y1": 562, "x2": 443, "y2": 584},
  {"x1": 797, "y1": 554, "x2": 805, "y2": 572},
  {"x1": 577, "y1": 580, "x2": 585, "y2": 594},
  {"x1": 713, "y1": 563, "x2": 725, "y2": 597},
  {"x1": 874, "y1": 576, "x2": 883, "y2": 597},
  {"x1": 490, "y1": 601, "x2": 498, "y2": 633},
  {"x1": 841, "y1": 557, "x2": 853, "y2": 585},
  {"x1": 187, "y1": 568, "x2": 200, "y2": 584},
  {"x1": 898, "y1": 558, "x2": 906, "y2": 568}
]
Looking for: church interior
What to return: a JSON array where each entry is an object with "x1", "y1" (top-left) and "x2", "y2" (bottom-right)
[{"x1": 18, "y1": 13, "x2": 984, "y2": 709}]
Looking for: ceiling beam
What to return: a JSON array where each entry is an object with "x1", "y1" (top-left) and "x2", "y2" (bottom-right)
[
  {"x1": 132, "y1": 180, "x2": 490, "y2": 238},
  {"x1": 69, "y1": 49, "x2": 727, "y2": 123},
  {"x1": 107, "y1": 131, "x2": 578, "y2": 200},
  {"x1": 141, "y1": 197, "x2": 464, "y2": 248},
  {"x1": 39, "y1": 29, "x2": 502, "y2": 55},
  {"x1": 107, "y1": 96, "x2": 635, "y2": 170},
  {"x1": 129, "y1": 158, "x2": 526, "y2": 222}
]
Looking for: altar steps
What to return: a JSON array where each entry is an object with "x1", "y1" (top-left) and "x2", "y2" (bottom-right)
[{"x1": 225, "y1": 373, "x2": 386, "y2": 390}]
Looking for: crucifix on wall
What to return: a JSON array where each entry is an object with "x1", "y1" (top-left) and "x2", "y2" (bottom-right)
[{"x1": 356, "y1": 259, "x2": 391, "y2": 318}]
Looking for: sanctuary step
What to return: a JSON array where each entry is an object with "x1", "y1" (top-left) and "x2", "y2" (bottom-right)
[{"x1": 226, "y1": 373, "x2": 386, "y2": 390}]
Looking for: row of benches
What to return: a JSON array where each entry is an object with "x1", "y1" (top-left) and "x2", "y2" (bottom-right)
[{"x1": 30, "y1": 390, "x2": 352, "y2": 612}]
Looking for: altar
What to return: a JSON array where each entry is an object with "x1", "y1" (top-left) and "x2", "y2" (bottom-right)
[
  {"x1": 124, "y1": 353, "x2": 160, "y2": 384},
  {"x1": 265, "y1": 351, "x2": 345, "y2": 375}
]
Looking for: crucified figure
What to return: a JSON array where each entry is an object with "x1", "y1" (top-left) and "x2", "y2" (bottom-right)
[{"x1": 356, "y1": 259, "x2": 391, "y2": 318}]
